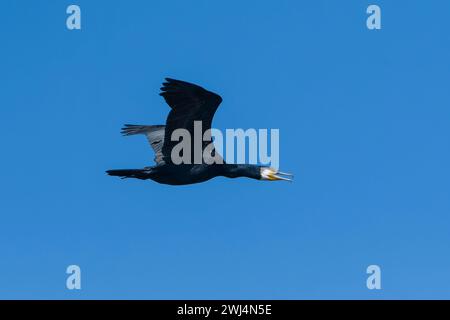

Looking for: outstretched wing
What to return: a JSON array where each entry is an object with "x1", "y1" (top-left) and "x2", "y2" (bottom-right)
[
  {"x1": 159, "y1": 78, "x2": 223, "y2": 164},
  {"x1": 121, "y1": 124, "x2": 166, "y2": 165}
]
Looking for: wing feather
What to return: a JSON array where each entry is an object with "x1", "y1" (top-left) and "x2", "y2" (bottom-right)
[
  {"x1": 121, "y1": 124, "x2": 166, "y2": 165},
  {"x1": 159, "y1": 78, "x2": 223, "y2": 164}
]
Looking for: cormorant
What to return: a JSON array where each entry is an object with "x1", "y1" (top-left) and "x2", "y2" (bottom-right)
[{"x1": 106, "y1": 78, "x2": 293, "y2": 185}]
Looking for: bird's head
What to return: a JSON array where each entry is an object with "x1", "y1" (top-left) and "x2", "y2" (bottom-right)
[
  {"x1": 221, "y1": 164, "x2": 293, "y2": 182},
  {"x1": 260, "y1": 167, "x2": 293, "y2": 182}
]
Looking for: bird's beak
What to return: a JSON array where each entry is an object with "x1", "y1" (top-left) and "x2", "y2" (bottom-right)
[{"x1": 261, "y1": 168, "x2": 294, "y2": 182}]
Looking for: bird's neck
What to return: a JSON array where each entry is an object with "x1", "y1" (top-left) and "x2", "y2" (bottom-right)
[{"x1": 221, "y1": 164, "x2": 261, "y2": 180}]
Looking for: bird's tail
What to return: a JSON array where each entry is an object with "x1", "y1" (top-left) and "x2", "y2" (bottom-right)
[{"x1": 106, "y1": 169, "x2": 150, "y2": 180}]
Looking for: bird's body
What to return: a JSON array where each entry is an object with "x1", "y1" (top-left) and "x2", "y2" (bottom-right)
[
  {"x1": 154, "y1": 164, "x2": 220, "y2": 185},
  {"x1": 110, "y1": 164, "x2": 261, "y2": 185},
  {"x1": 107, "y1": 78, "x2": 292, "y2": 185}
]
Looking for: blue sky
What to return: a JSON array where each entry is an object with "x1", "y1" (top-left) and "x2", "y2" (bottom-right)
[{"x1": 1, "y1": 0, "x2": 449, "y2": 299}]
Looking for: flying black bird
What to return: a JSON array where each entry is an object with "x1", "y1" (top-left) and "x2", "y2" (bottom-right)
[{"x1": 106, "y1": 78, "x2": 293, "y2": 185}]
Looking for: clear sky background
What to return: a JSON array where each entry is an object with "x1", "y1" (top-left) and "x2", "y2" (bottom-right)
[{"x1": 1, "y1": 0, "x2": 449, "y2": 299}]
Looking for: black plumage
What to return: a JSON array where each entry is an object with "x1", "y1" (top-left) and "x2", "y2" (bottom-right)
[{"x1": 107, "y1": 78, "x2": 292, "y2": 185}]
